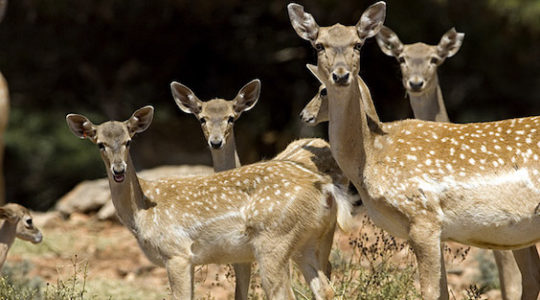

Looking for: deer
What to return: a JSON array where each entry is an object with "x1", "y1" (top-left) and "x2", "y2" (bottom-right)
[
  {"x1": 376, "y1": 25, "x2": 540, "y2": 300},
  {"x1": 300, "y1": 23, "x2": 539, "y2": 300},
  {"x1": 66, "y1": 105, "x2": 355, "y2": 299},
  {"x1": 288, "y1": 2, "x2": 540, "y2": 299},
  {"x1": 0, "y1": 203, "x2": 42, "y2": 269},
  {"x1": 0, "y1": 0, "x2": 9, "y2": 206},
  {"x1": 171, "y1": 79, "x2": 358, "y2": 299}
]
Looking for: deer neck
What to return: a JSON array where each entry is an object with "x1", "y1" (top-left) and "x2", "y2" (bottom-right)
[
  {"x1": 105, "y1": 155, "x2": 149, "y2": 230},
  {"x1": 408, "y1": 75, "x2": 449, "y2": 122},
  {"x1": 0, "y1": 220, "x2": 16, "y2": 265},
  {"x1": 326, "y1": 75, "x2": 376, "y2": 183},
  {"x1": 210, "y1": 130, "x2": 241, "y2": 172}
]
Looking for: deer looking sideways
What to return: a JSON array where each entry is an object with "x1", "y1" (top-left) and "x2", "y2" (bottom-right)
[
  {"x1": 288, "y1": 2, "x2": 540, "y2": 300},
  {"x1": 66, "y1": 106, "x2": 355, "y2": 299},
  {"x1": 0, "y1": 203, "x2": 42, "y2": 269},
  {"x1": 0, "y1": 0, "x2": 10, "y2": 206},
  {"x1": 300, "y1": 22, "x2": 539, "y2": 300},
  {"x1": 171, "y1": 79, "x2": 357, "y2": 299}
]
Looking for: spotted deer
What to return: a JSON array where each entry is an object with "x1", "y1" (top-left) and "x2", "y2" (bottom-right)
[
  {"x1": 171, "y1": 80, "x2": 358, "y2": 298},
  {"x1": 0, "y1": 203, "x2": 42, "y2": 269},
  {"x1": 66, "y1": 105, "x2": 354, "y2": 299},
  {"x1": 0, "y1": 0, "x2": 9, "y2": 206},
  {"x1": 288, "y1": 2, "x2": 540, "y2": 299},
  {"x1": 376, "y1": 25, "x2": 539, "y2": 300},
  {"x1": 301, "y1": 23, "x2": 537, "y2": 300},
  {"x1": 171, "y1": 80, "x2": 259, "y2": 300}
]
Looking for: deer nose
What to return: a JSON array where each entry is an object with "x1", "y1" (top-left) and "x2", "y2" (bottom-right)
[
  {"x1": 409, "y1": 80, "x2": 424, "y2": 91},
  {"x1": 332, "y1": 72, "x2": 350, "y2": 85},
  {"x1": 112, "y1": 167, "x2": 124, "y2": 176},
  {"x1": 210, "y1": 140, "x2": 223, "y2": 149}
]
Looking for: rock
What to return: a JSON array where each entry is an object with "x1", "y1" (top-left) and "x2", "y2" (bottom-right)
[
  {"x1": 31, "y1": 211, "x2": 63, "y2": 228},
  {"x1": 55, "y1": 178, "x2": 110, "y2": 215}
]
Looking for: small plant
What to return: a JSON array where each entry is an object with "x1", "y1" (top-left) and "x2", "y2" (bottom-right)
[
  {"x1": 0, "y1": 261, "x2": 40, "y2": 300},
  {"x1": 464, "y1": 284, "x2": 487, "y2": 300},
  {"x1": 43, "y1": 255, "x2": 89, "y2": 300}
]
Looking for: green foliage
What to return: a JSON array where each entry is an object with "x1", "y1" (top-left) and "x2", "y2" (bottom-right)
[
  {"x1": 0, "y1": 261, "x2": 41, "y2": 300},
  {"x1": 5, "y1": 107, "x2": 103, "y2": 210}
]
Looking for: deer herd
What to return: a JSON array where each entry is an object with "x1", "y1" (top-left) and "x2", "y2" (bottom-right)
[{"x1": 0, "y1": 1, "x2": 539, "y2": 299}]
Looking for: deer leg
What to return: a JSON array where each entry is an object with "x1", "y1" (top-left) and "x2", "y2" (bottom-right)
[
  {"x1": 439, "y1": 244, "x2": 449, "y2": 300},
  {"x1": 233, "y1": 263, "x2": 251, "y2": 300},
  {"x1": 319, "y1": 221, "x2": 336, "y2": 278},
  {"x1": 293, "y1": 245, "x2": 334, "y2": 300},
  {"x1": 409, "y1": 222, "x2": 447, "y2": 300},
  {"x1": 513, "y1": 246, "x2": 540, "y2": 300},
  {"x1": 493, "y1": 250, "x2": 522, "y2": 300},
  {"x1": 256, "y1": 243, "x2": 295, "y2": 299},
  {"x1": 166, "y1": 256, "x2": 194, "y2": 300}
]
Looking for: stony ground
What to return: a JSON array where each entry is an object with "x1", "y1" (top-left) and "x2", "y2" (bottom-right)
[{"x1": 4, "y1": 211, "x2": 529, "y2": 299}]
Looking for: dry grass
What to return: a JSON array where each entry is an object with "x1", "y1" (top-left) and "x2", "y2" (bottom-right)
[{"x1": 0, "y1": 213, "x2": 507, "y2": 299}]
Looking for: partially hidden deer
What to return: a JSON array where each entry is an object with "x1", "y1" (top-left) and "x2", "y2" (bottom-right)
[
  {"x1": 376, "y1": 25, "x2": 539, "y2": 300},
  {"x1": 288, "y1": 2, "x2": 540, "y2": 299},
  {"x1": 66, "y1": 105, "x2": 355, "y2": 299},
  {"x1": 300, "y1": 75, "x2": 379, "y2": 126},
  {"x1": 0, "y1": 0, "x2": 10, "y2": 206},
  {"x1": 0, "y1": 203, "x2": 42, "y2": 269},
  {"x1": 171, "y1": 79, "x2": 357, "y2": 299}
]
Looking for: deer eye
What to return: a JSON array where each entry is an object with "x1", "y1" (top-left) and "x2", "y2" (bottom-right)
[
  {"x1": 98, "y1": 143, "x2": 105, "y2": 150},
  {"x1": 320, "y1": 88, "x2": 327, "y2": 97},
  {"x1": 430, "y1": 57, "x2": 440, "y2": 65},
  {"x1": 26, "y1": 219, "x2": 32, "y2": 227},
  {"x1": 227, "y1": 116, "x2": 234, "y2": 124},
  {"x1": 199, "y1": 117, "x2": 206, "y2": 124},
  {"x1": 125, "y1": 140, "x2": 131, "y2": 147},
  {"x1": 315, "y1": 43, "x2": 324, "y2": 51},
  {"x1": 354, "y1": 43, "x2": 363, "y2": 51},
  {"x1": 398, "y1": 56, "x2": 406, "y2": 64}
]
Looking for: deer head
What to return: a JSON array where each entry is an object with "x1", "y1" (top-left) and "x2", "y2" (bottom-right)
[
  {"x1": 288, "y1": 2, "x2": 386, "y2": 87},
  {"x1": 0, "y1": 203, "x2": 42, "y2": 244},
  {"x1": 170, "y1": 80, "x2": 260, "y2": 149},
  {"x1": 376, "y1": 26, "x2": 464, "y2": 95},
  {"x1": 66, "y1": 106, "x2": 154, "y2": 183}
]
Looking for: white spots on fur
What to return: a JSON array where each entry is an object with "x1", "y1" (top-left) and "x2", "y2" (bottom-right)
[
  {"x1": 468, "y1": 158, "x2": 475, "y2": 165},
  {"x1": 406, "y1": 155, "x2": 417, "y2": 161}
]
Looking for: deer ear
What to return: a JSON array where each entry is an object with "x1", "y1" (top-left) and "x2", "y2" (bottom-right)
[
  {"x1": 66, "y1": 114, "x2": 97, "y2": 142},
  {"x1": 287, "y1": 3, "x2": 319, "y2": 42},
  {"x1": 126, "y1": 106, "x2": 153, "y2": 136},
  {"x1": 0, "y1": 205, "x2": 19, "y2": 223},
  {"x1": 306, "y1": 64, "x2": 326, "y2": 85},
  {"x1": 437, "y1": 27, "x2": 464, "y2": 59},
  {"x1": 233, "y1": 79, "x2": 260, "y2": 114},
  {"x1": 356, "y1": 1, "x2": 386, "y2": 41},
  {"x1": 376, "y1": 25, "x2": 403, "y2": 57},
  {"x1": 171, "y1": 82, "x2": 202, "y2": 115}
]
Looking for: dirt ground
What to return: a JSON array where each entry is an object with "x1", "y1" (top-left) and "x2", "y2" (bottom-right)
[{"x1": 5, "y1": 211, "x2": 536, "y2": 299}]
